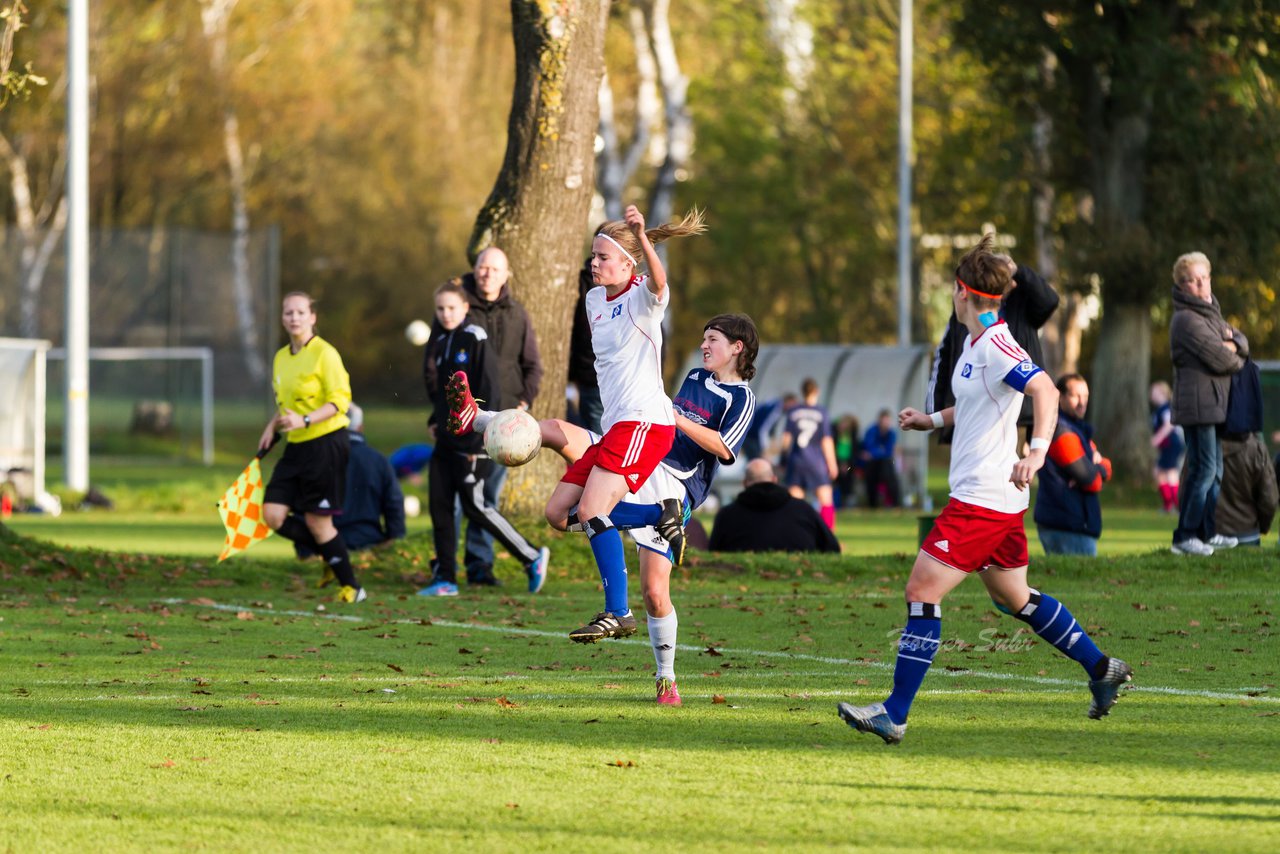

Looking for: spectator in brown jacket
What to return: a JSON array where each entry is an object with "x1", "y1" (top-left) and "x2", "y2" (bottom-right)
[{"x1": 1168, "y1": 251, "x2": 1248, "y2": 556}]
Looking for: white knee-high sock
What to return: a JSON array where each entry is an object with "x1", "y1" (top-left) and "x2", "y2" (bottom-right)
[
  {"x1": 647, "y1": 609, "x2": 678, "y2": 680},
  {"x1": 474, "y1": 408, "x2": 496, "y2": 432}
]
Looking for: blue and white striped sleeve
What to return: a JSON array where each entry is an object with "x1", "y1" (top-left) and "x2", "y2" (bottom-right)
[{"x1": 717, "y1": 387, "x2": 756, "y2": 464}]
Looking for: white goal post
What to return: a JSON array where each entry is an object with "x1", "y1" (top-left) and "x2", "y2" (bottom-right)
[
  {"x1": 0, "y1": 337, "x2": 51, "y2": 503},
  {"x1": 46, "y1": 346, "x2": 215, "y2": 465}
]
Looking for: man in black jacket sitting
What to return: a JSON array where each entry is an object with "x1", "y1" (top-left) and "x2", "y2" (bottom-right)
[{"x1": 709, "y1": 459, "x2": 841, "y2": 554}]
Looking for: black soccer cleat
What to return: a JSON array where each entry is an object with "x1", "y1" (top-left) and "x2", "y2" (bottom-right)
[
  {"x1": 568, "y1": 611, "x2": 638, "y2": 644},
  {"x1": 655, "y1": 498, "x2": 688, "y2": 567},
  {"x1": 1088, "y1": 657, "x2": 1133, "y2": 719}
]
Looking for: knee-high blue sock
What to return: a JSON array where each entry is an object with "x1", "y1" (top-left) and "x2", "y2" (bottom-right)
[
  {"x1": 605, "y1": 502, "x2": 661, "y2": 529},
  {"x1": 882, "y1": 602, "x2": 941, "y2": 725},
  {"x1": 1013, "y1": 589, "x2": 1106, "y2": 678},
  {"x1": 584, "y1": 516, "x2": 629, "y2": 615}
]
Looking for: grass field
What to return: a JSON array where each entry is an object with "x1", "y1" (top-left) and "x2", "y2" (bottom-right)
[{"x1": 1, "y1": 517, "x2": 1276, "y2": 851}]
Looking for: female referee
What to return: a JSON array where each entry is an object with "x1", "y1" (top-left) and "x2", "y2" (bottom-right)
[{"x1": 257, "y1": 291, "x2": 365, "y2": 603}]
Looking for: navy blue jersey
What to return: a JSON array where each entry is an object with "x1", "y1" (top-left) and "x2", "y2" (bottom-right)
[
  {"x1": 666, "y1": 369, "x2": 755, "y2": 509},
  {"x1": 784, "y1": 403, "x2": 832, "y2": 471}
]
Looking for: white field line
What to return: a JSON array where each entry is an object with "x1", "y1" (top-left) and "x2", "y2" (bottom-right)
[{"x1": 152, "y1": 598, "x2": 1279, "y2": 705}]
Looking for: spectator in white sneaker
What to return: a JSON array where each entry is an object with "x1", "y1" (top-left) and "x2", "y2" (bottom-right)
[{"x1": 1168, "y1": 252, "x2": 1248, "y2": 556}]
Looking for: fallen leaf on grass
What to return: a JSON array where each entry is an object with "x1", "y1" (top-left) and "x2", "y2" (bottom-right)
[
  {"x1": 151, "y1": 759, "x2": 177, "y2": 768},
  {"x1": 458, "y1": 648, "x2": 473, "y2": 655},
  {"x1": 583, "y1": 719, "x2": 600, "y2": 724},
  {"x1": 606, "y1": 759, "x2": 637, "y2": 768},
  {"x1": 704, "y1": 646, "x2": 723, "y2": 657},
  {"x1": 191, "y1": 690, "x2": 213, "y2": 695},
  {"x1": 191, "y1": 757, "x2": 210, "y2": 762},
  {"x1": 484, "y1": 738, "x2": 503, "y2": 744},
  {"x1": 602, "y1": 683, "x2": 623, "y2": 690},
  {"x1": 178, "y1": 706, "x2": 204, "y2": 712},
  {"x1": 711, "y1": 694, "x2": 726, "y2": 704},
  {"x1": 252, "y1": 700, "x2": 280, "y2": 706},
  {"x1": 29, "y1": 724, "x2": 52, "y2": 730},
  {"x1": 496, "y1": 696, "x2": 519, "y2": 709},
  {"x1": 236, "y1": 612, "x2": 255, "y2": 621},
  {"x1": 505, "y1": 803, "x2": 519, "y2": 809},
  {"x1": 387, "y1": 663, "x2": 404, "y2": 673}
]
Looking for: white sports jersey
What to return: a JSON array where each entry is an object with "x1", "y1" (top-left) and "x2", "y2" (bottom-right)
[
  {"x1": 947, "y1": 320, "x2": 1043, "y2": 513},
  {"x1": 586, "y1": 275, "x2": 675, "y2": 430}
]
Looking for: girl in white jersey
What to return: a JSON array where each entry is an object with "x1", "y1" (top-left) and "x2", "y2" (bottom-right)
[
  {"x1": 544, "y1": 205, "x2": 706, "y2": 643},
  {"x1": 836, "y1": 234, "x2": 1131, "y2": 745}
]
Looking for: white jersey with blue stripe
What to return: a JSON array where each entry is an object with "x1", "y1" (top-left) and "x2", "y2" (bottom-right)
[
  {"x1": 664, "y1": 368, "x2": 755, "y2": 509},
  {"x1": 948, "y1": 320, "x2": 1043, "y2": 513}
]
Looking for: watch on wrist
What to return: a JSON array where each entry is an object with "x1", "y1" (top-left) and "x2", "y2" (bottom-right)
[{"x1": 303, "y1": 414, "x2": 311, "y2": 428}]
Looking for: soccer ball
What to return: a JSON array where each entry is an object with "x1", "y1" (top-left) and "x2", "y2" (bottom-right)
[
  {"x1": 483, "y1": 409, "x2": 542, "y2": 467},
  {"x1": 405, "y1": 319, "x2": 430, "y2": 346}
]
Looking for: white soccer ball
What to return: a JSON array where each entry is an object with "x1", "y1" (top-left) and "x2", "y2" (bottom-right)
[
  {"x1": 483, "y1": 408, "x2": 542, "y2": 467},
  {"x1": 403, "y1": 494, "x2": 421, "y2": 518},
  {"x1": 405, "y1": 319, "x2": 430, "y2": 346}
]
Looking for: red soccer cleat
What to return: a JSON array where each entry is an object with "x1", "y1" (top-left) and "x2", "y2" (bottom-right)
[
  {"x1": 656, "y1": 677, "x2": 682, "y2": 706},
  {"x1": 446, "y1": 371, "x2": 479, "y2": 435}
]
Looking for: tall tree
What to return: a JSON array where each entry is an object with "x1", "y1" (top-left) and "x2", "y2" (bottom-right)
[
  {"x1": 469, "y1": 0, "x2": 609, "y2": 515},
  {"x1": 954, "y1": 1, "x2": 1280, "y2": 479}
]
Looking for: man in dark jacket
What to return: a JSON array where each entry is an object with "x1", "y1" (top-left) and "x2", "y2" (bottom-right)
[
  {"x1": 709, "y1": 459, "x2": 841, "y2": 554},
  {"x1": 422, "y1": 248, "x2": 545, "y2": 585},
  {"x1": 296, "y1": 403, "x2": 406, "y2": 559},
  {"x1": 1168, "y1": 251, "x2": 1248, "y2": 556},
  {"x1": 1215, "y1": 359, "x2": 1277, "y2": 546},
  {"x1": 1033, "y1": 375, "x2": 1111, "y2": 556},
  {"x1": 926, "y1": 256, "x2": 1058, "y2": 443}
]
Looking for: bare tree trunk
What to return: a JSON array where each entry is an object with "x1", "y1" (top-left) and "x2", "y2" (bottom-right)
[
  {"x1": 200, "y1": 0, "x2": 265, "y2": 384},
  {"x1": 470, "y1": 0, "x2": 609, "y2": 516},
  {"x1": 596, "y1": 5, "x2": 658, "y2": 220},
  {"x1": 1087, "y1": 100, "x2": 1156, "y2": 482},
  {"x1": 642, "y1": 0, "x2": 692, "y2": 268},
  {"x1": 2, "y1": 129, "x2": 67, "y2": 338},
  {"x1": 1030, "y1": 48, "x2": 1067, "y2": 376}
]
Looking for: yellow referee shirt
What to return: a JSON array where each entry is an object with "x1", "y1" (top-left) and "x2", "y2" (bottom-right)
[{"x1": 272, "y1": 335, "x2": 351, "y2": 442}]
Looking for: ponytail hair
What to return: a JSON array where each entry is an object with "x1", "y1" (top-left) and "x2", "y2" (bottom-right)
[
  {"x1": 954, "y1": 233, "x2": 1012, "y2": 308},
  {"x1": 596, "y1": 208, "x2": 707, "y2": 267}
]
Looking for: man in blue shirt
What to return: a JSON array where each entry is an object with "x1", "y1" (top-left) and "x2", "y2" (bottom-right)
[{"x1": 861, "y1": 408, "x2": 900, "y2": 508}]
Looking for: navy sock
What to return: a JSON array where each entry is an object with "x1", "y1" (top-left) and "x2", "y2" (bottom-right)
[
  {"x1": 316, "y1": 534, "x2": 358, "y2": 589},
  {"x1": 1014, "y1": 589, "x2": 1105, "y2": 677},
  {"x1": 882, "y1": 602, "x2": 941, "y2": 725},
  {"x1": 584, "y1": 516, "x2": 629, "y2": 615}
]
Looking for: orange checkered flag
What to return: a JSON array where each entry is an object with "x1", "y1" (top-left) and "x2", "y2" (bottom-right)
[{"x1": 217, "y1": 457, "x2": 273, "y2": 561}]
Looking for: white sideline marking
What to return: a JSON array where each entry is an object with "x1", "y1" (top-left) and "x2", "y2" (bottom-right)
[{"x1": 155, "y1": 598, "x2": 1279, "y2": 705}]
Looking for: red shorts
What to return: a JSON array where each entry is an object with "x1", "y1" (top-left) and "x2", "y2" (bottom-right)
[
  {"x1": 920, "y1": 498, "x2": 1029, "y2": 573},
  {"x1": 561, "y1": 421, "x2": 675, "y2": 493}
]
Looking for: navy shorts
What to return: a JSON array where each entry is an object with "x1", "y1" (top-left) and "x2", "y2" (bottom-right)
[
  {"x1": 1156, "y1": 443, "x2": 1184, "y2": 471},
  {"x1": 785, "y1": 458, "x2": 831, "y2": 491},
  {"x1": 265, "y1": 429, "x2": 349, "y2": 515}
]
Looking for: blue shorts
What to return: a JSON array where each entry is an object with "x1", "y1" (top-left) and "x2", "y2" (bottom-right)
[
  {"x1": 1156, "y1": 443, "x2": 1184, "y2": 471},
  {"x1": 785, "y1": 459, "x2": 830, "y2": 492}
]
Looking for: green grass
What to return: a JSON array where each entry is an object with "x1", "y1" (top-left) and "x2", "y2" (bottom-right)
[{"x1": 0, "y1": 523, "x2": 1276, "y2": 851}]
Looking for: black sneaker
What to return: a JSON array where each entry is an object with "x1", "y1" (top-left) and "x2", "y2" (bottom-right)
[
  {"x1": 568, "y1": 611, "x2": 638, "y2": 644},
  {"x1": 1088, "y1": 657, "x2": 1133, "y2": 719},
  {"x1": 655, "y1": 498, "x2": 687, "y2": 567}
]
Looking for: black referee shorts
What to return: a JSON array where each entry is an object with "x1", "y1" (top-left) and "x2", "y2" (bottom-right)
[{"x1": 264, "y1": 429, "x2": 349, "y2": 515}]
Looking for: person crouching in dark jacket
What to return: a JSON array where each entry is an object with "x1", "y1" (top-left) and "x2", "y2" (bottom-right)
[
  {"x1": 709, "y1": 458, "x2": 841, "y2": 554},
  {"x1": 1034, "y1": 374, "x2": 1111, "y2": 556}
]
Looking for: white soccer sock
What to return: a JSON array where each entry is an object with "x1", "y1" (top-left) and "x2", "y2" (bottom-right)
[
  {"x1": 473, "y1": 408, "x2": 496, "y2": 432},
  {"x1": 647, "y1": 608, "x2": 678, "y2": 680}
]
